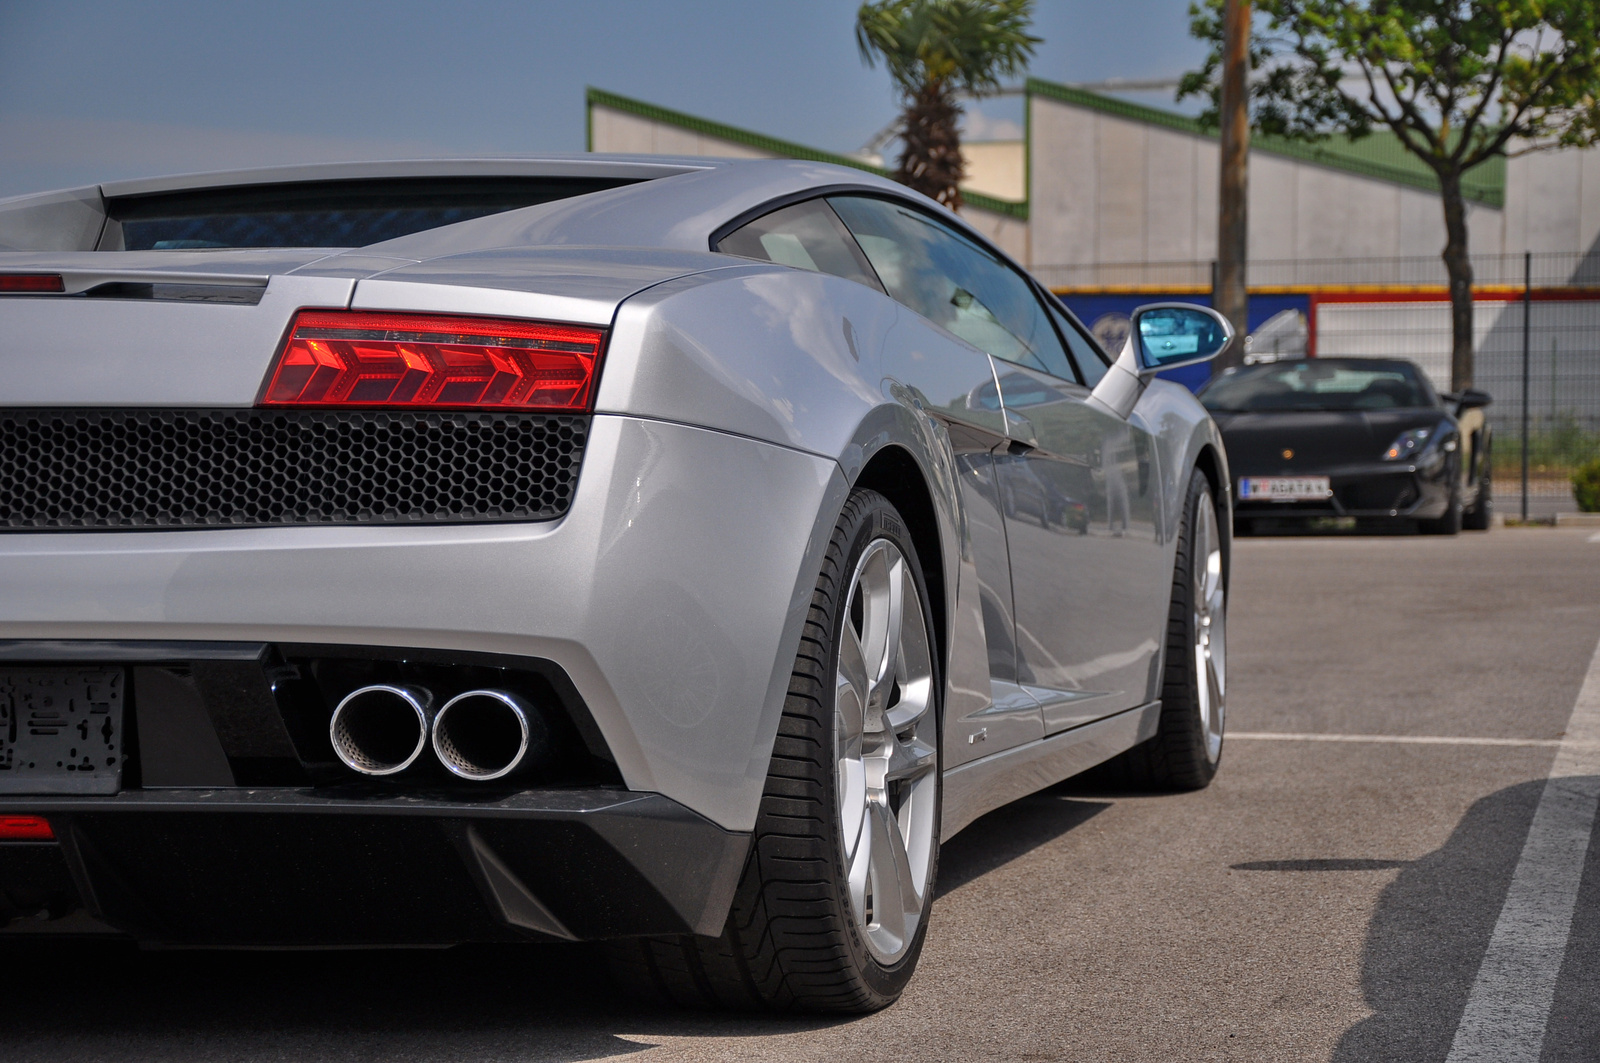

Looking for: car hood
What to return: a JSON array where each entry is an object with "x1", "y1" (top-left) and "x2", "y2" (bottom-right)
[{"x1": 1212, "y1": 408, "x2": 1448, "y2": 473}]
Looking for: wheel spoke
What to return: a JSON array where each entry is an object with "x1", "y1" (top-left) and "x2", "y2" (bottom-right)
[
  {"x1": 866, "y1": 797, "x2": 919, "y2": 951},
  {"x1": 847, "y1": 798, "x2": 873, "y2": 918},
  {"x1": 865, "y1": 552, "x2": 904, "y2": 725},
  {"x1": 885, "y1": 560, "x2": 934, "y2": 732},
  {"x1": 885, "y1": 733, "x2": 937, "y2": 785},
  {"x1": 836, "y1": 622, "x2": 868, "y2": 737}
]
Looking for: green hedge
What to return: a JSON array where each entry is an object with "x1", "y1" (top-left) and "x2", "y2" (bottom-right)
[{"x1": 1575, "y1": 458, "x2": 1600, "y2": 512}]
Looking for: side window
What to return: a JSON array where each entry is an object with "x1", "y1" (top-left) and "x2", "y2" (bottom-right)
[
  {"x1": 714, "y1": 198, "x2": 884, "y2": 292},
  {"x1": 827, "y1": 195, "x2": 1076, "y2": 380},
  {"x1": 1045, "y1": 297, "x2": 1110, "y2": 387}
]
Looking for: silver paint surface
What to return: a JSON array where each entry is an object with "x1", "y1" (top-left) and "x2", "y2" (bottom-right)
[{"x1": 0, "y1": 154, "x2": 1228, "y2": 843}]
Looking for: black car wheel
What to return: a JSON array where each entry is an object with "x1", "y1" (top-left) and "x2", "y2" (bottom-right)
[
  {"x1": 1463, "y1": 445, "x2": 1493, "y2": 531},
  {"x1": 1419, "y1": 490, "x2": 1462, "y2": 536},
  {"x1": 1088, "y1": 468, "x2": 1226, "y2": 790}
]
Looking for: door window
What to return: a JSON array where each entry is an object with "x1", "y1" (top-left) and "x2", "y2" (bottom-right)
[
  {"x1": 1045, "y1": 298, "x2": 1110, "y2": 386},
  {"x1": 714, "y1": 198, "x2": 884, "y2": 292},
  {"x1": 827, "y1": 196, "x2": 1075, "y2": 380}
]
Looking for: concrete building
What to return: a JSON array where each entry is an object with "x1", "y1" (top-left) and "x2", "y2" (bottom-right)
[{"x1": 588, "y1": 80, "x2": 1600, "y2": 278}]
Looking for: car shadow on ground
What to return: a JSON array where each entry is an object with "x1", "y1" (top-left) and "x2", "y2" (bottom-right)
[
  {"x1": 1330, "y1": 777, "x2": 1600, "y2": 1063},
  {"x1": 1240, "y1": 516, "x2": 1430, "y2": 537},
  {"x1": 0, "y1": 792, "x2": 1110, "y2": 1063},
  {"x1": 936, "y1": 790, "x2": 1110, "y2": 896}
]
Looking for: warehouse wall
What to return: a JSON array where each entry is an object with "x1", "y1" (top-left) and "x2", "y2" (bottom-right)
[
  {"x1": 1027, "y1": 93, "x2": 1507, "y2": 270},
  {"x1": 1502, "y1": 148, "x2": 1600, "y2": 266}
]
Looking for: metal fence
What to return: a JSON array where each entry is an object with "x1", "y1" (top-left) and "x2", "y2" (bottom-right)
[
  {"x1": 1034, "y1": 251, "x2": 1600, "y2": 292},
  {"x1": 1039, "y1": 252, "x2": 1600, "y2": 514}
]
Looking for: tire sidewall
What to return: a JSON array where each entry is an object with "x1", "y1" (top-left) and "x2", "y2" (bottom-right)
[{"x1": 1176, "y1": 474, "x2": 1224, "y2": 780}]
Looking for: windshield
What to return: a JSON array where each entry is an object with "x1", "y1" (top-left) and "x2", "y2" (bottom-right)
[
  {"x1": 1199, "y1": 360, "x2": 1435, "y2": 413},
  {"x1": 104, "y1": 176, "x2": 638, "y2": 250}
]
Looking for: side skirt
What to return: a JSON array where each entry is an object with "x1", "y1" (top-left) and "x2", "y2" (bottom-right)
[{"x1": 939, "y1": 700, "x2": 1161, "y2": 842}]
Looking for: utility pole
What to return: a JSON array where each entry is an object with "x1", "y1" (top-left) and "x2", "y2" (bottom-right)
[{"x1": 1216, "y1": 0, "x2": 1250, "y2": 370}]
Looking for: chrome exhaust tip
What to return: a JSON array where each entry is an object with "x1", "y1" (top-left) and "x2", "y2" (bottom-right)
[
  {"x1": 329, "y1": 684, "x2": 434, "y2": 776},
  {"x1": 432, "y1": 689, "x2": 542, "y2": 781}
]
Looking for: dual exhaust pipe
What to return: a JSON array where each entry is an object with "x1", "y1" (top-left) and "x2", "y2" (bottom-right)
[{"x1": 329, "y1": 685, "x2": 547, "y2": 781}]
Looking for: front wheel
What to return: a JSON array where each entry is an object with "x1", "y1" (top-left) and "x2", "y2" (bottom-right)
[
  {"x1": 1095, "y1": 468, "x2": 1227, "y2": 789},
  {"x1": 1419, "y1": 491, "x2": 1462, "y2": 535},
  {"x1": 608, "y1": 489, "x2": 941, "y2": 1012}
]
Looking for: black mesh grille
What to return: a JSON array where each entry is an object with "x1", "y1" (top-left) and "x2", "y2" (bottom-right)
[{"x1": 0, "y1": 409, "x2": 587, "y2": 530}]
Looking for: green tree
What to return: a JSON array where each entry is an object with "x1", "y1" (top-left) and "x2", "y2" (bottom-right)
[
  {"x1": 857, "y1": 0, "x2": 1039, "y2": 210},
  {"x1": 1180, "y1": 1, "x2": 1600, "y2": 390}
]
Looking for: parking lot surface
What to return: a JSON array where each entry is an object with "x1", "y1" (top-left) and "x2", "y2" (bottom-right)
[{"x1": 4, "y1": 526, "x2": 1598, "y2": 1063}]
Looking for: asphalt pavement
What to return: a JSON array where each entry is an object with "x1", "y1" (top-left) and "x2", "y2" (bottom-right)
[{"x1": 4, "y1": 525, "x2": 1599, "y2": 1062}]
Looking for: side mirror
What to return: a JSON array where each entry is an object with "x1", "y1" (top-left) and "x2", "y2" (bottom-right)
[
  {"x1": 1089, "y1": 302, "x2": 1237, "y2": 421},
  {"x1": 1455, "y1": 388, "x2": 1492, "y2": 411},
  {"x1": 1131, "y1": 304, "x2": 1234, "y2": 376}
]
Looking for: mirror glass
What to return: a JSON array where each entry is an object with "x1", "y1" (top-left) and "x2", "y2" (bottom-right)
[{"x1": 1136, "y1": 307, "x2": 1230, "y2": 368}]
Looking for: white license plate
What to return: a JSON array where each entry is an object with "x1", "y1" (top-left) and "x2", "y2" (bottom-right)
[{"x1": 1238, "y1": 476, "x2": 1331, "y2": 502}]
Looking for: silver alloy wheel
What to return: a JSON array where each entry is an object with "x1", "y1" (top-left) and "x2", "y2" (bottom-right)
[
  {"x1": 835, "y1": 538, "x2": 939, "y2": 965},
  {"x1": 1194, "y1": 496, "x2": 1227, "y2": 764}
]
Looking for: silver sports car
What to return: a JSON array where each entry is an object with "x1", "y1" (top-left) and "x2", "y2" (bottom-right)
[{"x1": 0, "y1": 157, "x2": 1231, "y2": 1011}]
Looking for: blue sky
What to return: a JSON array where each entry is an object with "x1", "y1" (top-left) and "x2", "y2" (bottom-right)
[{"x1": 0, "y1": 0, "x2": 1208, "y2": 197}]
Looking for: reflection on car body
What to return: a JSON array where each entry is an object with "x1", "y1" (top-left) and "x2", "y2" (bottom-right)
[{"x1": 0, "y1": 155, "x2": 1235, "y2": 1012}]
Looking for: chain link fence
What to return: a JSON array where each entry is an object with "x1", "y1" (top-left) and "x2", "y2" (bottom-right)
[
  {"x1": 1041, "y1": 252, "x2": 1600, "y2": 514},
  {"x1": 1034, "y1": 251, "x2": 1600, "y2": 291}
]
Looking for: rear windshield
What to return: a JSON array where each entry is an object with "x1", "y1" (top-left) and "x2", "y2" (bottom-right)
[
  {"x1": 1199, "y1": 360, "x2": 1435, "y2": 412},
  {"x1": 104, "y1": 177, "x2": 637, "y2": 251}
]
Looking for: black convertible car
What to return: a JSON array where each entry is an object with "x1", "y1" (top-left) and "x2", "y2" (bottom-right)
[{"x1": 1199, "y1": 357, "x2": 1492, "y2": 534}]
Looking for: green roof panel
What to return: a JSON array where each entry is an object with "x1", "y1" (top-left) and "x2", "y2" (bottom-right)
[{"x1": 1024, "y1": 78, "x2": 1504, "y2": 208}]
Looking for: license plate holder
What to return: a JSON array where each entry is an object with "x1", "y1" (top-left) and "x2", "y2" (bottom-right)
[
  {"x1": 1238, "y1": 476, "x2": 1332, "y2": 503},
  {"x1": 0, "y1": 668, "x2": 125, "y2": 795}
]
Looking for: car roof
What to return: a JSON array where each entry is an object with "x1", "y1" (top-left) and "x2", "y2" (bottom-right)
[{"x1": 2, "y1": 155, "x2": 960, "y2": 260}]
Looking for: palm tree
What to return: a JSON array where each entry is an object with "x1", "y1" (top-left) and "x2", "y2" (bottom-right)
[{"x1": 856, "y1": 0, "x2": 1039, "y2": 210}]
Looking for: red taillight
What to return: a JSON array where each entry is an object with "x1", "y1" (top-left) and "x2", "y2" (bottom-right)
[
  {"x1": 260, "y1": 310, "x2": 605, "y2": 411},
  {"x1": 0, "y1": 274, "x2": 65, "y2": 293},
  {"x1": 0, "y1": 815, "x2": 54, "y2": 841}
]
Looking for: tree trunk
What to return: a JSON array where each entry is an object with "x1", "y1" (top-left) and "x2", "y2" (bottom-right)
[
  {"x1": 1439, "y1": 168, "x2": 1475, "y2": 391},
  {"x1": 1215, "y1": 0, "x2": 1251, "y2": 371},
  {"x1": 897, "y1": 83, "x2": 964, "y2": 210}
]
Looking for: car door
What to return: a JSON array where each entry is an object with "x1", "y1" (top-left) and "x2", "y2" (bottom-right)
[
  {"x1": 828, "y1": 195, "x2": 1168, "y2": 733},
  {"x1": 716, "y1": 196, "x2": 1039, "y2": 763},
  {"x1": 994, "y1": 302, "x2": 1167, "y2": 731}
]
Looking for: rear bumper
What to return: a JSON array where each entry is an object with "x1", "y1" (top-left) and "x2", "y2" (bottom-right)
[
  {"x1": 0, "y1": 787, "x2": 748, "y2": 945},
  {"x1": 0, "y1": 414, "x2": 844, "y2": 833}
]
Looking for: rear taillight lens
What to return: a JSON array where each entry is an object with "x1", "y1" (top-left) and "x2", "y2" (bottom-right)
[
  {"x1": 260, "y1": 310, "x2": 605, "y2": 411},
  {"x1": 0, "y1": 274, "x2": 65, "y2": 293},
  {"x1": 0, "y1": 815, "x2": 54, "y2": 841}
]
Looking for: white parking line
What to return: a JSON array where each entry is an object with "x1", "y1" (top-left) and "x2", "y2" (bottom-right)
[
  {"x1": 1229, "y1": 732, "x2": 1565, "y2": 748},
  {"x1": 1445, "y1": 635, "x2": 1600, "y2": 1062},
  {"x1": 1589, "y1": 530, "x2": 1600, "y2": 542}
]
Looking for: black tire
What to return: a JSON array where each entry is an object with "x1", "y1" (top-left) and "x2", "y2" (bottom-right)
[
  {"x1": 1463, "y1": 464, "x2": 1492, "y2": 531},
  {"x1": 607, "y1": 489, "x2": 940, "y2": 1012},
  {"x1": 1419, "y1": 491, "x2": 1462, "y2": 535},
  {"x1": 1086, "y1": 469, "x2": 1226, "y2": 791}
]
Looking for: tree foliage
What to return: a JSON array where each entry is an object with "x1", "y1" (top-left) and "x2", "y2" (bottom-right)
[
  {"x1": 1180, "y1": 0, "x2": 1600, "y2": 389},
  {"x1": 857, "y1": 0, "x2": 1039, "y2": 209}
]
